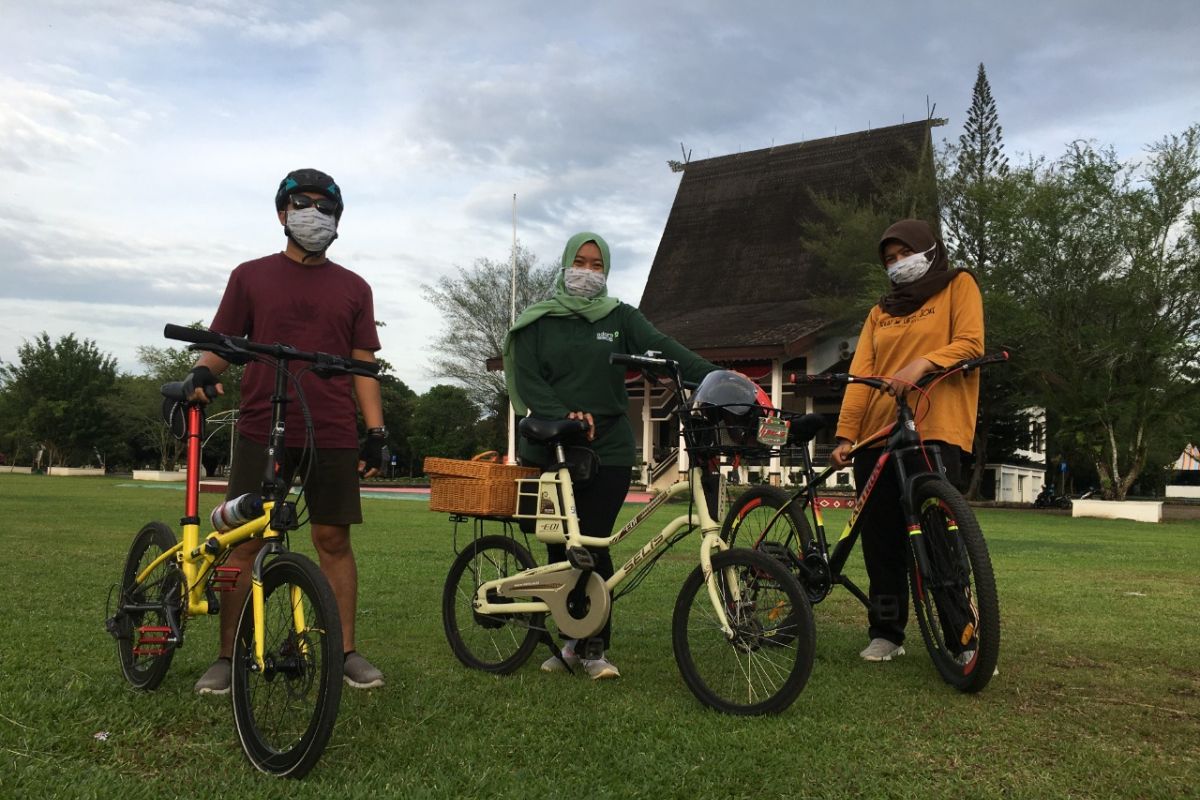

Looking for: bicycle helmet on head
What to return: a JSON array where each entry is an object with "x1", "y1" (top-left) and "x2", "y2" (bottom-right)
[
  {"x1": 274, "y1": 168, "x2": 344, "y2": 219},
  {"x1": 687, "y1": 370, "x2": 773, "y2": 452}
]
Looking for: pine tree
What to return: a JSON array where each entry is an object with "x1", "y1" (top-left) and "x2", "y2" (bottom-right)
[
  {"x1": 951, "y1": 63, "x2": 1009, "y2": 273},
  {"x1": 943, "y1": 64, "x2": 1029, "y2": 499}
]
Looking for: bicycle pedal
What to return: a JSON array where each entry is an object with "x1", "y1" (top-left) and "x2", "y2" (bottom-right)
[
  {"x1": 210, "y1": 566, "x2": 241, "y2": 592},
  {"x1": 133, "y1": 625, "x2": 173, "y2": 656}
]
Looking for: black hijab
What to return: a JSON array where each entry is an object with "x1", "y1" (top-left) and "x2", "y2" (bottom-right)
[{"x1": 877, "y1": 219, "x2": 969, "y2": 317}]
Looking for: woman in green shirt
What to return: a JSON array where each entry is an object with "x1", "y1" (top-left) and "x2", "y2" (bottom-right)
[{"x1": 503, "y1": 231, "x2": 717, "y2": 680}]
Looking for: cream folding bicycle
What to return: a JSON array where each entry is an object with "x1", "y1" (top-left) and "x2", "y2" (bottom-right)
[{"x1": 441, "y1": 353, "x2": 815, "y2": 715}]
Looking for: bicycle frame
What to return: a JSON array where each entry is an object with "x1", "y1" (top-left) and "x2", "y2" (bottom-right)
[
  {"x1": 475, "y1": 464, "x2": 740, "y2": 637},
  {"x1": 132, "y1": 354, "x2": 313, "y2": 671},
  {"x1": 740, "y1": 354, "x2": 1009, "y2": 604}
]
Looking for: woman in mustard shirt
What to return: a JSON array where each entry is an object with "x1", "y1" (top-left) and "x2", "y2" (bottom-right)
[{"x1": 830, "y1": 219, "x2": 984, "y2": 663}]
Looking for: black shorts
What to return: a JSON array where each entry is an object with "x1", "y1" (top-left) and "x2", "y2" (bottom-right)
[{"x1": 226, "y1": 434, "x2": 363, "y2": 526}]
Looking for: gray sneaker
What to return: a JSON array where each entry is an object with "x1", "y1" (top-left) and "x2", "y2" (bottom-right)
[
  {"x1": 343, "y1": 652, "x2": 384, "y2": 689},
  {"x1": 582, "y1": 656, "x2": 620, "y2": 680},
  {"x1": 540, "y1": 645, "x2": 582, "y2": 673},
  {"x1": 194, "y1": 658, "x2": 231, "y2": 695},
  {"x1": 859, "y1": 638, "x2": 905, "y2": 662}
]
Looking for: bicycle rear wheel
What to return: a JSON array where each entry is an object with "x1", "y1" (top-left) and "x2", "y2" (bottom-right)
[
  {"x1": 114, "y1": 522, "x2": 181, "y2": 690},
  {"x1": 909, "y1": 479, "x2": 1000, "y2": 692},
  {"x1": 443, "y1": 535, "x2": 543, "y2": 674},
  {"x1": 672, "y1": 548, "x2": 814, "y2": 715},
  {"x1": 231, "y1": 553, "x2": 342, "y2": 778}
]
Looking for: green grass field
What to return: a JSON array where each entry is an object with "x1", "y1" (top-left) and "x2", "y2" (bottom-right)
[{"x1": 1, "y1": 474, "x2": 1198, "y2": 799}]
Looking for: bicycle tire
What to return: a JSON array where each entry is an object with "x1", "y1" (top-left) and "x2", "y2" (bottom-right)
[
  {"x1": 909, "y1": 479, "x2": 1000, "y2": 693},
  {"x1": 231, "y1": 552, "x2": 342, "y2": 778},
  {"x1": 721, "y1": 486, "x2": 813, "y2": 555},
  {"x1": 442, "y1": 535, "x2": 543, "y2": 674},
  {"x1": 672, "y1": 547, "x2": 815, "y2": 715},
  {"x1": 115, "y1": 522, "x2": 181, "y2": 690}
]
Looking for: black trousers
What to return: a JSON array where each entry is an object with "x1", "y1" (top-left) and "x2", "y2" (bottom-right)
[
  {"x1": 852, "y1": 442, "x2": 961, "y2": 646},
  {"x1": 539, "y1": 465, "x2": 631, "y2": 651}
]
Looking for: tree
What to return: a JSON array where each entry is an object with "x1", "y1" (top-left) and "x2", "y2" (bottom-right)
[
  {"x1": 421, "y1": 243, "x2": 558, "y2": 412},
  {"x1": 940, "y1": 64, "x2": 1033, "y2": 498},
  {"x1": 0, "y1": 333, "x2": 120, "y2": 466},
  {"x1": 800, "y1": 137, "x2": 943, "y2": 326},
  {"x1": 376, "y1": 373, "x2": 417, "y2": 475},
  {"x1": 1002, "y1": 127, "x2": 1200, "y2": 499},
  {"x1": 408, "y1": 385, "x2": 481, "y2": 473}
]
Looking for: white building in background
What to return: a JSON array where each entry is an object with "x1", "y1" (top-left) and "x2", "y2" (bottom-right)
[{"x1": 983, "y1": 409, "x2": 1047, "y2": 504}]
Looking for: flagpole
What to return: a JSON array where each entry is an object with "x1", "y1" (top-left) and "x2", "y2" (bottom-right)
[{"x1": 507, "y1": 193, "x2": 518, "y2": 464}]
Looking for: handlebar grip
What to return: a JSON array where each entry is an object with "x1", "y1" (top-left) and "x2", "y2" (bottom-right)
[
  {"x1": 796, "y1": 373, "x2": 848, "y2": 384},
  {"x1": 164, "y1": 324, "x2": 224, "y2": 345},
  {"x1": 349, "y1": 358, "x2": 380, "y2": 375}
]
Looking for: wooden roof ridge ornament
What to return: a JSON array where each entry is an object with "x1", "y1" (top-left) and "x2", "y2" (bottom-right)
[{"x1": 667, "y1": 142, "x2": 692, "y2": 174}]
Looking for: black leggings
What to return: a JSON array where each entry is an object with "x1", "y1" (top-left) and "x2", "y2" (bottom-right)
[
  {"x1": 542, "y1": 465, "x2": 631, "y2": 651},
  {"x1": 853, "y1": 442, "x2": 962, "y2": 645}
]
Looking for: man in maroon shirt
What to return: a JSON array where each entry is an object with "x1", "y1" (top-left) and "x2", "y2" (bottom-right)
[{"x1": 185, "y1": 168, "x2": 387, "y2": 692}]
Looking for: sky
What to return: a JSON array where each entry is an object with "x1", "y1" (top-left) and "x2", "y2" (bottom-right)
[{"x1": 2, "y1": 0, "x2": 1198, "y2": 393}]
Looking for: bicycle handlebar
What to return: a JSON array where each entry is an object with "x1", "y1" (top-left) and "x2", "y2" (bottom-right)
[
  {"x1": 164, "y1": 324, "x2": 381, "y2": 379},
  {"x1": 796, "y1": 351, "x2": 1009, "y2": 391},
  {"x1": 609, "y1": 352, "x2": 678, "y2": 371}
]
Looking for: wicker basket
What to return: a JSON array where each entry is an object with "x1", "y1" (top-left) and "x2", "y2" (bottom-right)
[{"x1": 425, "y1": 451, "x2": 538, "y2": 516}]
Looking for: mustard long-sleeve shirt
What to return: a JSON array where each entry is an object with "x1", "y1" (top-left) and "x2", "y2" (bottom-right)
[{"x1": 835, "y1": 272, "x2": 984, "y2": 453}]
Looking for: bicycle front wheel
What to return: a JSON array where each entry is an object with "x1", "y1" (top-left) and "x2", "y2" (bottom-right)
[
  {"x1": 443, "y1": 535, "x2": 543, "y2": 674},
  {"x1": 115, "y1": 522, "x2": 181, "y2": 690},
  {"x1": 231, "y1": 553, "x2": 343, "y2": 778},
  {"x1": 910, "y1": 479, "x2": 1000, "y2": 693},
  {"x1": 672, "y1": 548, "x2": 815, "y2": 715}
]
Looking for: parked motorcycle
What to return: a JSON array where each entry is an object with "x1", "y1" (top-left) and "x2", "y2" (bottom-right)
[{"x1": 1034, "y1": 484, "x2": 1072, "y2": 509}]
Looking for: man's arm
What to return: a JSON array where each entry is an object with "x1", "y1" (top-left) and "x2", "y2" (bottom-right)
[
  {"x1": 352, "y1": 348, "x2": 385, "y2": 478},
  {"x1": 351, "y1": 348, "x2": 384, "y2": 429}
]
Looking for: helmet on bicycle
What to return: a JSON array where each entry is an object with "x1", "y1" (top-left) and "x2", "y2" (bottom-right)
[
  {"x1": 274, "y1": 168, "x2": 344, "y2": 219},
  {"x1": 687, "y1": 370, "x2": 773, "y2": 451}
]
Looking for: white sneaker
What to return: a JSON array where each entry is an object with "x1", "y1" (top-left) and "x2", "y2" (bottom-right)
[
  {"x1": 540, "y1": 645, "x2": 582, "y2": 673},
  {"x1": 582, "y1": 656, "x2": 620, "y2": 680},
  {"x1": 859, "y1": 638, "x2": 905, "y2": 662}
]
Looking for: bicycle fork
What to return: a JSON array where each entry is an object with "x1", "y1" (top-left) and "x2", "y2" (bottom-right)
[{"x1": 245, "y1": 542, "x2": 310, "y2": 672}]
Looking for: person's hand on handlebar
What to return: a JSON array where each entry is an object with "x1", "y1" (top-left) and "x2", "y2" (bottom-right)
[
  {"x1": 184, "y1": 365, "x2": 224, "y2": 404},
  {"x1": 567, "y1": 411, "x2": 595, "y2": 441},
  {"x1": 830, "y1": 438, "x2": 855, "y2": 469},
  {"x1": 886, "y1": 357, "x2": 936, "y2": 397}
]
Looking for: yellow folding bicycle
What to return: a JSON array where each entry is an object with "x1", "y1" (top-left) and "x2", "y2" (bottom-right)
[
  {"x1": 442, "y1": 353, "x2": 815, "y2": 715},
  {"x1": 104, "y1": 324, "x2": 379, "y2": 777}
]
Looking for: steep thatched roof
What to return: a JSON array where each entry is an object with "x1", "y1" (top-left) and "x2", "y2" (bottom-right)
[{"x1": 640, "y1": 120, "x2": 939, "y2": 360}]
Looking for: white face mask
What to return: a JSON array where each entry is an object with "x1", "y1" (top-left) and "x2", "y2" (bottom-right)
[
  {"x1": 563, "y1": 267, "x2": 607, "y2": 298},
  {"x1": 286, "y1": 207, "x2": 338, "y2": 253},
  {"x1": 886, "y1": 243, "x2": 937, "y2": 285}
]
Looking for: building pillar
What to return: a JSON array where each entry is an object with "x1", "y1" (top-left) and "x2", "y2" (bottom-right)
[
  {"x1": 641, "y1": 378, "x2": 652, "y2": 486},
  {"x1": 769, "y1": 359, "x2": 782, "y2": 486}
]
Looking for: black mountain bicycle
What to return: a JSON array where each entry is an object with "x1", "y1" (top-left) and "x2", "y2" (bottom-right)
[{"x1": 721, "y1": 353, "x2": 1007, "y2": 692}]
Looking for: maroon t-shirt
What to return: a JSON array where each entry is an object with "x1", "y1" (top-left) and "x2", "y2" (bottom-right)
[{"x1": 210, "y1": 253, "x2": 380, "y2": 448}]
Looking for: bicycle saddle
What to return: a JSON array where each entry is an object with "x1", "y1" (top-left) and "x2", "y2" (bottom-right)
[
  {"x1": 789, "y1": 413, "x2": 827, "y2": 444},
  {"x1": 160, "y1": 381, "x2": 189, "y2": 403},
  {"x1": 518, "y1": 417, "x2": 589, "y2": 445}
]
